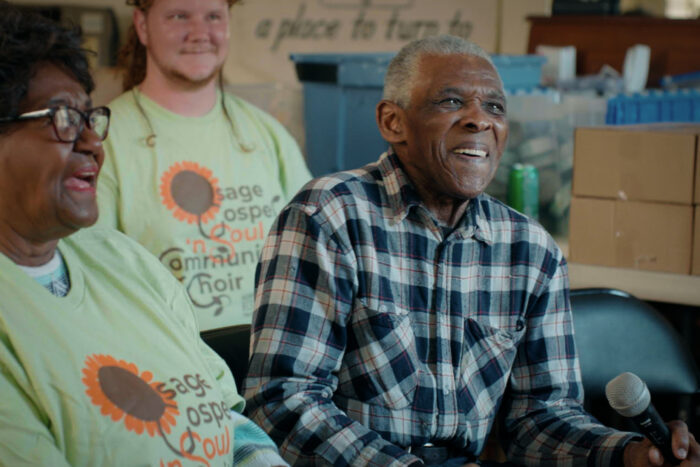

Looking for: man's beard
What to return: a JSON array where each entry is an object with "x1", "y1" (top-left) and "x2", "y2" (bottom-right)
[{"x1": 168, "y1": 66, "x2": 221, "y2": 91}]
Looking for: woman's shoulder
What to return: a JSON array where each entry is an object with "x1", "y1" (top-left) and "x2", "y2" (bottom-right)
[{"x1": 63, "y1": 227, "x2": 176, "y2": 284}]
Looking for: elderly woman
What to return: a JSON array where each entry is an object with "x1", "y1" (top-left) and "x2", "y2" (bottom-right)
[{"x1": 0, "y1": 3, "x2": 285, "y2": 466}]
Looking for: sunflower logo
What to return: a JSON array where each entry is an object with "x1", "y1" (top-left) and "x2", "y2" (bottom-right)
[
  {"x1": 160, "y1": 161, "x2": 221, "y2": 225},
  {"x1": 82, "y1": 354, "x2": 179, "y2": 437}
]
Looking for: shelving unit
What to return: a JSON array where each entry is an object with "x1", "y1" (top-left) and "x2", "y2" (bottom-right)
[
  {"x1": 558, "y1": 238, "x2": 700, "y2": 306},
  {"x1": 527, "y1": 15, "x2": 700, "y2": 87}
]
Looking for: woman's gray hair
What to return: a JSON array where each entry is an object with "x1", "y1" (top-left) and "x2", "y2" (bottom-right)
[{"x1": 383, "y1": 35, "x2": 496, "y2": 108}]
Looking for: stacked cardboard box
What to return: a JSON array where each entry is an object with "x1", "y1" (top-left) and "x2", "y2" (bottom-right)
[{"x1": 569, "y1": 124, "x2": 700, "y2": 275}]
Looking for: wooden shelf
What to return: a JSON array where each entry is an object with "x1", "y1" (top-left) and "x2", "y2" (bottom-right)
[
  {"x1": 556, "y1": 237, "x2": 700, "y2": 306},
  {"x1": 527, "y1": 15, "x2": 700, "y2": 87},
  {"x1": 568, "y1": 263, "x2": 700, "y2": 306}
]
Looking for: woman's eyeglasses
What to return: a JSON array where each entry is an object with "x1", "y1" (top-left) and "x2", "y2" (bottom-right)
[{"x1": 0, "y1": 105, "x2": 110, "y2": 143}]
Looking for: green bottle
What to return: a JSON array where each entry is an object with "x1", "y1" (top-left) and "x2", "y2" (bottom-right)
[{"x1": 507, "y1": 163, "x2": 539, "y2": 219}]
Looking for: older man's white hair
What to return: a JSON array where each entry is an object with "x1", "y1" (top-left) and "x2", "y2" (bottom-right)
[{"x1": 383, "y1": 35, "x2": 498, "y2": 108}]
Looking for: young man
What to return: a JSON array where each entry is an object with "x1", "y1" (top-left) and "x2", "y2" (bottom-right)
[
  {"x1": 97, "y1": 0, "x2": 311, "y2": 330},
  {"x1": 244, "y1": 35, "x2": 700, "y2": 466}
]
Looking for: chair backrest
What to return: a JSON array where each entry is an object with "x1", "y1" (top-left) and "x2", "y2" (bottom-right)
[
  {"x1": 200, "y1": 324, "x2": 251, "y2": 392},
  {"x1": 570, "y1": 288, "x2": 700, "y2": 400}
]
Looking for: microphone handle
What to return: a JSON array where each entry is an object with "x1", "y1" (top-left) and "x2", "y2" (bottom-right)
[{"x1": 630, "y1": 404, "x2": 678, "y2": 465}]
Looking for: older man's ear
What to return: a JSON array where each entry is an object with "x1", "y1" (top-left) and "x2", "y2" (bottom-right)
[{"x1": 376, "y1": 99, "x2": 407, "y2": 146}]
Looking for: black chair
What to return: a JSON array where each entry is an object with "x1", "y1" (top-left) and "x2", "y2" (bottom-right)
[
  {"x1": 200, "y1": 324, "x2": 251, "y2": 392},
  {"x1": 570, "y1": 288, "x2": 700, "y2": 430}
]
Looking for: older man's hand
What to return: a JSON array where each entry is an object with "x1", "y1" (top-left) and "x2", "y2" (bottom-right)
[{"x1": 624, "y1": 420, "x2": 700, "y2": 466}]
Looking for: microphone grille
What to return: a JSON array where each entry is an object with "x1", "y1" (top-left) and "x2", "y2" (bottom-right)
[{"x1": 605, "y1": 372, "x2": 650, "y2": 417}]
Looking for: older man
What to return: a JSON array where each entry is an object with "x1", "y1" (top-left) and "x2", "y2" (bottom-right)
[
  {"x1": 244, "y1": 35, "x2": 699, "y2": 466},
  {"x1": 96, "y1": 0, "x2": 311, "y2": 330}
]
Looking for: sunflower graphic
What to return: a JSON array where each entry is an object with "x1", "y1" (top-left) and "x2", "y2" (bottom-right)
[
  {"x1": 82, "y1": 354, "x2": 179, "y2": 437},
  {"x1": 160, "y1": 161, "x2": 221, "y2": 225}
]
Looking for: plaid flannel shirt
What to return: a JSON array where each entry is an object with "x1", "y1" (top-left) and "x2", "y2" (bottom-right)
[{"x1": 244, "y1": 153, "x2": 636, "y2": 466}]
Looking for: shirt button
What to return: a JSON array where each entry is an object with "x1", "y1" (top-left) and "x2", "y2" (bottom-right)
[{"x1": 443, "y1": 387, "x2": 450, "y2": 395}]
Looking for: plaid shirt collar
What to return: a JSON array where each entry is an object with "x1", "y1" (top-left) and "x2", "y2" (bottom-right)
[{"x1": 378, "y1": 151, "x2": 493, "y2": 245}]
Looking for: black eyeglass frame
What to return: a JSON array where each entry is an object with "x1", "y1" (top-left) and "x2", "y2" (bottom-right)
[{"x1": 0, "y1": 105, "x2": 111, "y2": 143}]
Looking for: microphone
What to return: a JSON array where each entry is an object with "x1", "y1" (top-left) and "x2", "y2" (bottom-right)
[{"x1": 605, "y1": 372, "x2": 678, "y2": 465}]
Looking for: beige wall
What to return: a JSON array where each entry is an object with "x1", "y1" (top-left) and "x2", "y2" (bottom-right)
[
  {"x1": 499, "y1": 0, "x2": 552, "y2": 55},
  {"x1": 10, "y1": 0, "x2": 133, "y2": 43},
  {"x1": 226, "y1": 0, "x2": 499, "y2": 84},
  {"x1": 10, "y1": 0, "x2": 553, "y2": 86},
  {"x1": 621, "y1": 0, "x2": 667, "y2": 15}
]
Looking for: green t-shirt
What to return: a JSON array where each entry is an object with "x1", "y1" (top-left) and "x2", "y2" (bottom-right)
[
  {"x1": 97, "y1": 90, "x2": 311, "y2": 330},
  {"x1": 0, "y1": 228, "x2": 245, "y2": 466}
]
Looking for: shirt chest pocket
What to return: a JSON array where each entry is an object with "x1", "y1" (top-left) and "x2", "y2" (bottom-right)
[
  {"x1": 456, "y1": 318, "x2": 522, "y2": 421},
  {"x1": 338, "y1": 301, "x2": 420, "y2": 409}
]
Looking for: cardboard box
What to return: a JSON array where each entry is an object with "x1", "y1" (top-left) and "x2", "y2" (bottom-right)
[
  {"x1": 569, "y1": 197, "x2": 693, "y2": 274},
  {"x1": 573, "y1": 125, "x2": 700, "y2": 204}
]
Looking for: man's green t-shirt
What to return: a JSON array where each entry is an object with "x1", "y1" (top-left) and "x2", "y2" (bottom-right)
[{"x1": 97, "y1": 90, "x2": 311, "y2": 330}]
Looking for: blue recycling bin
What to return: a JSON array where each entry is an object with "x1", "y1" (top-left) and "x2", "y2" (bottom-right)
[
  {"x1": 606, "y1": 89, "x2": 700, "y2": 124},
  {"x1": 291, "y1": 53, "x2": 393, "y2": 177}
]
